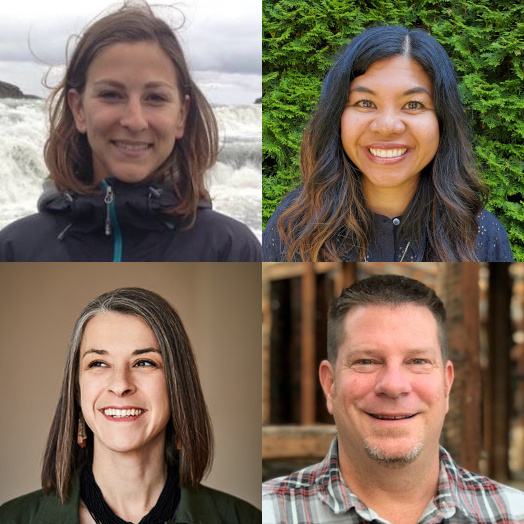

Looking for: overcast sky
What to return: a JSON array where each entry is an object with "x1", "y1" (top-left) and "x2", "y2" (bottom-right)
[{"x1": 0, "y1": 0, "x2": 261, "y2": 104}]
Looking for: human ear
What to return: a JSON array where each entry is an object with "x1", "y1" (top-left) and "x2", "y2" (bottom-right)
[
  {"x1": 444, "y1": 360, "x2": 454, "y2": 413},
  {"x1": 319, "y1": 360, "x2": 336, "y2": 415},
  {"x1": 67, "y1": 89, "x2": 87, "y2": 134},
  {"x1": 175, "y1": 94, "x2": 190, "y2": 139}
]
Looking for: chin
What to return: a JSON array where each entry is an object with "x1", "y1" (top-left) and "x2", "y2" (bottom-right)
[
  {"x1": 364, "y1": 438, "x2": 423, "y2": 467},
  {"x1": 110, "y1": 172, "x2": 152, "y2": 184},
  {"x1": 98, "y1": 434, "x2": 144, "y2": 453}
]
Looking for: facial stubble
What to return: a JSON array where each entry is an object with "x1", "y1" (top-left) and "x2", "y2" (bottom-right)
[{"x1": 332, "y1": 377, "x2": 424, "y2": 470}]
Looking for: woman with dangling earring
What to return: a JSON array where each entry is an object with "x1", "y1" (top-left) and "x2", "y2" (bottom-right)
[{"x1": 0, "y1": 287, "x2": 260, "y2": 523}]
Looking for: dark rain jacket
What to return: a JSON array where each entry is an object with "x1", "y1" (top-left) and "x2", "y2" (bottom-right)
[
  {"x1": 0, "y1": 466, "x2": 261, "y2": 524},
  {"x1": 0, "y1": 179, "x2": 261, "y2": 262},
  {"x1": 262, "y1": 189, "x2": 514, "y2": 262}
]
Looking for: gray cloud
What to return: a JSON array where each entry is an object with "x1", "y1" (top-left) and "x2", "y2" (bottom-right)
[{"x1": 0, "y1": 0, "x2": 261, "y2": 104}]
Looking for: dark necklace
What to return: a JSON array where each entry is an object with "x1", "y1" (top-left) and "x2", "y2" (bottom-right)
[{"x1": 80, "y1": 460, "x2": 180, "y2": 524}]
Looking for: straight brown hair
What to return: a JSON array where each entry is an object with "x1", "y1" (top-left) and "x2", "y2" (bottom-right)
[{"x1": 41, "y1": 287, "x2": 213, "y2": 502}]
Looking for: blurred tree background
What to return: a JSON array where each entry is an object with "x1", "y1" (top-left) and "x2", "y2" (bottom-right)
[{"x1": 262, "y1": 0, "x2": 524, "y2": 260}]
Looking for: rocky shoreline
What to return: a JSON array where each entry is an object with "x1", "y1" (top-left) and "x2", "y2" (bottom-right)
[{"x1": 0, "y1": 80, "x2": 40, "y2": 100}]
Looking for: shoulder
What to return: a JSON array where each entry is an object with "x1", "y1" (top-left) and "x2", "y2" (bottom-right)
[
  {"x1": 177, "y1": 484, "x2": 260, "y2": 524},
  {"x1": 441, "y1": 448, "x2": 524, "y2": 520},
  {"x1": 262, "y1": 461, "x2": 326, "y2": 524},
  {"x1": 475, "y1": 208, "x2": 514, "y2": 262},
  {"x1": 263, "y1": 460, "x2": 322, "y2": 498},
  {"x1": 263, "y1": 187, "x2": 302, "y2": 262},
  {"x1": 0, "y1": 488, "x2": 78, "y2": 524},
  {"x1": 456, "y1": 474, "x2": 524, "y2": 519},
  {"x1": 0, "y1": 489, "x2": 46, "y2": 523},
  {"x1": 183, "y1": 208, "x2": 261, "y2": 261},
  {"x1": 0, "y1": 212, "x2": 69, "y2": 261}
]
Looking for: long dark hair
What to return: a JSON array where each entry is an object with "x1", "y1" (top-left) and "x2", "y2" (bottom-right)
[
  {"x1": 41, "y1": 287, "x2": 213, "y2": 502},
  {"x1": 277, "y1": 25, "x2": 486, "y2": 261}
]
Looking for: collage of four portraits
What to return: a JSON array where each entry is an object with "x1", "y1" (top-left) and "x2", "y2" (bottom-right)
[{"x1": 1, "y1": 0, "x2": 524, "y2": 522}]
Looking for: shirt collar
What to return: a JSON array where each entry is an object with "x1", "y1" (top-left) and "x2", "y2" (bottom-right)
[{"x1": 315, "y1": 438, "x2": 479, "y2": 522}]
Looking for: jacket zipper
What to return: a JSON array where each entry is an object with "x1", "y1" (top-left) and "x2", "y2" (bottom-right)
[{"x1": 102, "y1": 181, "x2": 123, "y2": 262}]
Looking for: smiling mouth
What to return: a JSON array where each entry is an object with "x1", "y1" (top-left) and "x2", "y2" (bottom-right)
[
  {"x1": 112, "y1": 141, "x2": 152, "y2": 151},
  {"x1": 102, "y1": 408, "x2": 146, "y2": 418},
  {"x1": 367, "y1": 413, "x2": 417, "y2": 420},
  {"x1": 369, "y1": 148, "x2": 407, "y2": 158}
]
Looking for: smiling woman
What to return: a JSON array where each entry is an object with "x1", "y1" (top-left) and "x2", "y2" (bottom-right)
[
  {"x1": 262, "y1": 25, "x2": 513, "y2": 262},
  {"x1": 0, "y1": 1, "x2": 261, "y2": 261},
  {"x1": 0, "y1": 287, "x2": 261, "y2": 524}
]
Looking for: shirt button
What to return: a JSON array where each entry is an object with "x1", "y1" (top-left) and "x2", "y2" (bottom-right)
[{"x1": 392, "y1": 218, "x2": 400, "y2": 226}]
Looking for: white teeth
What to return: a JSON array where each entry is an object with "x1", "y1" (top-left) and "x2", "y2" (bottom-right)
[
  {"x1": 114, "y1": 142, "x2": 150, "y2": 151},
  {"x1": 103, "y1": 408, "x2": 144, "y2": 417},
  {"x1": 369, "y1": 148, "x2": 407, "y2": 158},
  {"x1": 373, "y1": 414, "x2": 413, "y2": 420}
]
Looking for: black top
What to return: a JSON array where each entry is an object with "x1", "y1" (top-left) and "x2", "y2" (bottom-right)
[
  {"x1": 0, "y1": 179, "x2": 262, "y2": 262},
  {"x1": 0, "y1": 464, "x2": 261, "y2": 524},
  {"x1": 263, "y1": 189, "x2": 514, "y2": 262}
]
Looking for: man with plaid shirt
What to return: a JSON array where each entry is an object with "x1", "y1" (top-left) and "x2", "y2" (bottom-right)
[{"x1": 263, "y1": 275, "x2": 524, "y2": 523}]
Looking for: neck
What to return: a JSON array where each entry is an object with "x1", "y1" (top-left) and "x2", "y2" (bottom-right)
[
  {"x1": 363, "y1": 180, "x2": 418, "y2": 219},
  {"x1": 338, "y1": 442, "x2": 440, "y2": 524},
  {"x1": 91, "y1": 437, "x2": 168, "y2": 522}
]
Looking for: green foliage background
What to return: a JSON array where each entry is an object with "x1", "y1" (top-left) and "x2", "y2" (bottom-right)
[{"x1": 262, "y1": 0, "x2": 524, "y2": 260}]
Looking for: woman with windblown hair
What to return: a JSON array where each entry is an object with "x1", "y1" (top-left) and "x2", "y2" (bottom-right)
[
  {"x1": 0, "y1": 287, "x2": 260, "y2": 523},
  {"x1": 0, "y1": 2, "x2": 261, "y2": 261},
  {"x1": 262, "y1": 25, "x2": 513, "y2": 262}
]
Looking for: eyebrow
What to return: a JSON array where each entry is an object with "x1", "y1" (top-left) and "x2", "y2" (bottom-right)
[
  {"x1": 349, "y1": 86, "x2": 432, "y2": 97},
  {"x1": 92, "y1": 80, "x2": 175, "y2": 90},
  {"x1": 347, "y1": 347, "x2": 436, "y2": 358},
  {"x1": 82, "y1": 348, "x2": 162, "y2": 360}
]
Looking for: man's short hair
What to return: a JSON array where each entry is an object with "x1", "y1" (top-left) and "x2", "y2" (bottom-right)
[{"x1": 327, "y1": 275, "x2": 448, "y2": 364}]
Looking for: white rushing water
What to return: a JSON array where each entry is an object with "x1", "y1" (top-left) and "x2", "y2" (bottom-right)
[{"x1": 0, "y1": 99, "x2": 262, "y2": 242}]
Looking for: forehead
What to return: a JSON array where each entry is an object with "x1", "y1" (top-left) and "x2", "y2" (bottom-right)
[
  {"x1": 86, "y1": 41, "x2": 177, "y2": 85},
  {"x1": 350, "y1": 55, "x2": 433, "y2": 96},
  {"x1": 340, "y1": 303, "x2": 439, "y2": 353},
  {"x1": 81, "y1": 312, "x2": 158, "y2": 351}
]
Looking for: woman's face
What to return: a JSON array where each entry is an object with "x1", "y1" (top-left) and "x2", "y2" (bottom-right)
[
  {"x1": 78, "y1": 312, "x2": 171, "y2": 457},
  {"x1": 68, "y1": 41, "x2": 189, "y2": 184},
  {"x1": 340, "y1": 56, "x2": 439, "y2": 204}
]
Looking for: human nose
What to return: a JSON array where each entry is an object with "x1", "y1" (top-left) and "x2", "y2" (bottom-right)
[
  {"x1": 373, "y1": 363, "x2": 412, "y2": 398},
  {"x1": 120, "y1": 96, "x2": 148, "y2": 132},
  {"x1": 369, "y1": 109, "x2": 405, "y2": 135},
  {"x1": 108, "y1": 366, "x2": 136, "y2": 396}
]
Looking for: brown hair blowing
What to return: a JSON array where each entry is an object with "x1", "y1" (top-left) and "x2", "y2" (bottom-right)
[
  {"x1": 41, "y1": 287, "x2": 214, "y2": 502},
  {"x1": 44, "y1": 0, "x2": 218, "y2": 222}
]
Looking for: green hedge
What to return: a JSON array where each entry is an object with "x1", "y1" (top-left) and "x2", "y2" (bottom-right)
[{"x1": 262, "y1": 0, "x2": 524, "y2": 260}]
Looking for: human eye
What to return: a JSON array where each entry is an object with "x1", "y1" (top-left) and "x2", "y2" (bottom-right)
[
  {"x1": 351, "y1": 359, "x2": 379, "y2": 372},
  {"x1": 134, "y1": 359, "x2": 158, "y2": 368},
  {"x1": 87, "y1": 360, "x2": 108, "y2": 368},
  {"x1": 355, "y1": 99, "x2": 375, "y2": 109},
  {"x1": 404, "y1": 100, "x2": 425, "y2": 110},
  {"x1": 98, "y1": 90, "x2": 122, "y2": 101},
  {"x1": 146, "y1": 92, "x2": 169, "y2": 104},
  {"x1": 408, "y1": 358, "x2": 433, "y2": 371}
]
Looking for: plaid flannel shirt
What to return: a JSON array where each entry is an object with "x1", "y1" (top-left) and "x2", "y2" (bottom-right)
[{"x1": 262, "y1": 438, "x2": 524, "y2": 523}]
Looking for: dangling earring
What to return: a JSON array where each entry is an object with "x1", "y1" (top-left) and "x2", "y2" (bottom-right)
[{"x1": 77, "y1": 412, "x2": 87, "y2": 448}]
